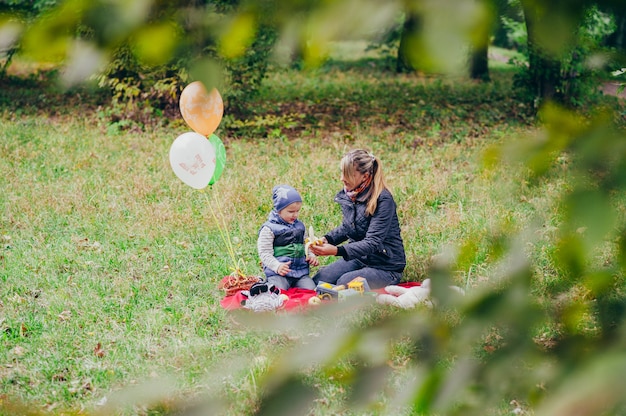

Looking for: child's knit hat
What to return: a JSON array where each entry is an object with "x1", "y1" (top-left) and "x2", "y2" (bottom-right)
[{"x1": 272, "y1": 185, "x2": 302, "y2": 212}]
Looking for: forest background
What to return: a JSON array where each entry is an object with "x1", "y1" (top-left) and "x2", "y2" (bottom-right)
[{"x1": 2, "y1": 0, "x2": 626, "y2": 415}]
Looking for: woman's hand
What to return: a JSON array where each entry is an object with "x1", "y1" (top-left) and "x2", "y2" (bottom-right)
[
  {"x1": 277, "y1": 261, "x2": 292, "y2": 276},
  {"x1": 310, "y1": 243, "x2": 338, "y2": 257}
]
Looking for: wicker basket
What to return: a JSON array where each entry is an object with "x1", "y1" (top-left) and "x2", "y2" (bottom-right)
[{"x1": 218, "y1": 274, "x2": 261, "y2": 296}]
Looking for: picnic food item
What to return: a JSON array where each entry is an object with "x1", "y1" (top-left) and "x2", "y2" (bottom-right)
[{"x1": 304, "y1": 226, "x2": 324, "y2": 256}]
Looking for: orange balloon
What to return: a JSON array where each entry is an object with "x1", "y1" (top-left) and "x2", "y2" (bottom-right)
[{"x1": 179, "y1": 81, "x2": 224, "y2": 136}]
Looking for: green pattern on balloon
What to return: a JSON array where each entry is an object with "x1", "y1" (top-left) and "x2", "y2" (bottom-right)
[{"x1": 209, "y1": 134, "x2": 226, "y2": 185}]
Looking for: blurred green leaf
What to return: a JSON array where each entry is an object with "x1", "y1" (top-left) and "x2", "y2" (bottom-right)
[
  {"x1": 564, "y1": 189, "x2": 616, "y2": 248},
  {"x1": 132, "y1": 22, "x2": 180, "y2": 66},
  {"x1": 21, "y1": 0, "x2": 85, "y2": 62},
  {"x1": 219, "y1": 12, "x2": 257, "y2": 59},
  {"x1": 189, "y1": 58, "x2": 224, "y2": 94},
  {"x1": 257, "y1": 375, "x2": 317, "y2": 416},
  {"x1": 536, "y1": 352, "x2": 626, "y2": 416}
]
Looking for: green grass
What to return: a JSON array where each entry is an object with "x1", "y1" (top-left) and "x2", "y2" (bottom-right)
[{"x1": 1, "y1": 54, "x2": 624, "y2": 415}]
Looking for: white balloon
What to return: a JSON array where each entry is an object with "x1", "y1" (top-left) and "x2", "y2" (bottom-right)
[{"x1": 169, "y1": 132, "x2": 216, "y2": 189}]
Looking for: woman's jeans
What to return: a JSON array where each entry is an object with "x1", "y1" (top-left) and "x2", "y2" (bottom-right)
[{"x1": 312, "y1": 259, "x2": 402, "y2": 289}]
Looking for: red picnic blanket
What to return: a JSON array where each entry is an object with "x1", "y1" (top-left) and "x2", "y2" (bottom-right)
[{"x1": 220, "y1": 281, "x2": 421, "y2": 311}]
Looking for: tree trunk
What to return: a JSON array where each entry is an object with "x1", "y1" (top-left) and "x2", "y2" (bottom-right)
[
  {"x1": 396, "y1": 12, "x2": 421, "y2": 73},
  {"x1": 606, "y1": 12, "x2": 626, "y2": 50},
  {"x1": 470, "y1": 0, "x2": 507, "y2": 82},
  {"x1": 520, "y1": 0, "x2": 562, "y2": 103},
  {"x1": 470, "y1": 43, "x2": 490, "y2": 81}
]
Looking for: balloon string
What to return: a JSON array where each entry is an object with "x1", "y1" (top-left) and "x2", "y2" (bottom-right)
[{"x1": 204, "y1": 190, "x2": 246, "y2": 277}]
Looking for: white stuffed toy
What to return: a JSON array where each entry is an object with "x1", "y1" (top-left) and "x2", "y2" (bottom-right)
[
  {"x1": 376, "y1": 279, "x2": 466, "y2": 309},
  {"x1": 376, "y1": 279, "x2": 433, "y2": 309}
]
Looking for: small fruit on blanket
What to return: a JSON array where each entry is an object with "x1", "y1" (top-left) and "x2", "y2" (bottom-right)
[{"x1": 308, "y1": 296, "x2": 322, "y2": 305}]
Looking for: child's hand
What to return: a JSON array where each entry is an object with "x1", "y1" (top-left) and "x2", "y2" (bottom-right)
[
  {"x1": 277, "y1": 261, "x2": 292, "y2": 276},
  {"x1": 307, "y1": 255, "x2": 319, "y2": 267}
]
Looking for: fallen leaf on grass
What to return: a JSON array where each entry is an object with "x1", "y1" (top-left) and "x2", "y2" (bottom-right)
[
  {"x1": 176, "y1": 240, "x2": 191, "y2": 249},
  {"x1": 69, "y1": 380, "x2": 93, "y2": 395},
  {"x1": 52, "y1": 369, "x2": 68, "y2": 382},
  {"x1": 73, "y1": 237, "x2": 102, "y2": 252},
  {"x1": 94, "y1": 343, "x2": 105, "y2": 358},
  {"x1": 483, "y1": 345, "x2": 496, "y2": 353},
  {"x1": 58, "y1": 310, "x2": 71, "y2": 321},
  {"x1": 11, "y1": 346, "x2": 25, "y2": 356}
]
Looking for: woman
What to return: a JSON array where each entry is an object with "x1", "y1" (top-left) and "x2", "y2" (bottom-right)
[{"x1": 310, "y1": 149, "x2": 406, "y2": 289}]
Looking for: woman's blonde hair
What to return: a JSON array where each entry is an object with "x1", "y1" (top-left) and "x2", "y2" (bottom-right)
[{"x1": 341, "y1": 149, "x2": 388, "y2": 216}]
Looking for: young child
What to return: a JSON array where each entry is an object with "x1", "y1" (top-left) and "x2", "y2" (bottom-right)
[{"x1": 257, "y1": 185, "x2": 319, "y2": 290}]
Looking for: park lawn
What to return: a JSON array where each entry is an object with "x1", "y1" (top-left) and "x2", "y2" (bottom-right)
[{"x1": 0, "y1": 57, "x2": 610, "y2": 415}]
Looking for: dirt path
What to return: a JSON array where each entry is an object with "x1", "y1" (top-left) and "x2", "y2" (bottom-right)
[{"x1": 600, "y1": 82, "x2": 626, "y2": 99}]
